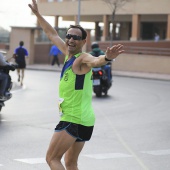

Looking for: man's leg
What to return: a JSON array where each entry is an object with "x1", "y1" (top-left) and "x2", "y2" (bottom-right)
[
  {"x1": 64, "y1": 142, "x2": 85, "y2": 170},
  {"x1": 46, "y1": 130, "x2": 76, "y2": 170},
  {"x1": 20, "y1": 69, "x2": 24, "y2": 86},
  {"x1": 17, "y1": 69, "x2": 20, "y2": 82},
  {"x1": 51, "y1": 56, "x2": 56, "y2": 65},
  {"x1": 56, "y1": 56, "x2": 60, "y2": 67}
]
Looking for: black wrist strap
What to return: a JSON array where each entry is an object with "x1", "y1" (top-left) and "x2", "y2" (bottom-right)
[{"x1": 105, "y1": 56, "x2": 112, "y2": 61}]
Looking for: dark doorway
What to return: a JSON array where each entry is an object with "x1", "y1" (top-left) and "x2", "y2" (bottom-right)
[{"x1": 141, "y1": 23, "x2": 154, "y2": 40}]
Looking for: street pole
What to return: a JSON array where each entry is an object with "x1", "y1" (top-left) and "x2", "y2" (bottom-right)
[{"x1": 77, "y1": 0, "x2": 81, "y2": 25}]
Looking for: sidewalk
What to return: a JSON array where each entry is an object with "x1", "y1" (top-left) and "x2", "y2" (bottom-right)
[{"x1": 27, "y1": 64, "x2": 170, "y2": 81}]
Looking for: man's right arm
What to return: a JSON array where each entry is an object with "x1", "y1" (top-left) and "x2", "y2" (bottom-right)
[{"x1": 28, "y1": 0, "x2": 66, "y2": 55}]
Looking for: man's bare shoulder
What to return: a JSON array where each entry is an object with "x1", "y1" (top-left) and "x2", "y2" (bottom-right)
[
  {"x1": 72, "y1": 53, "x2": 92, "y2": 74},
  {"x1": 80, "y1": 52, "x2": 93, "y2": 62}
]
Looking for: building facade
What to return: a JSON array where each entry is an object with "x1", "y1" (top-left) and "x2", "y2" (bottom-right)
[
  {"x1": 38, "y1": 0, "x2": 170, "y2": 41},
  {"x1": 4, "y1": 0, "x2": 170, "y2": 74}
]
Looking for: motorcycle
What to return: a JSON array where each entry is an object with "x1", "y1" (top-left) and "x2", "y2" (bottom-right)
[
  {"x1": 92, "y1": 64, "x2": 112, "y2": 97},
  {"x1": 0, "y1": 64, "x2": 16, "y2": 112}
]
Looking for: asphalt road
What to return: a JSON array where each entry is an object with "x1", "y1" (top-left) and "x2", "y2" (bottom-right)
[{"x1": 0, "y1": 70, "x2": 170, "y2": 170}]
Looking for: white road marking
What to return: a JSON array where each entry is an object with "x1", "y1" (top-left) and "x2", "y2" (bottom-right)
[
  {"x1": 1, "y1": 119, "x2": 7, "y2": 122},
  {"x1": 14, "y1": 157, "x2": 64, "y2": 164},
  {"x1": 14, "y1": 158, "x2": 46, "y2": 164},
  {"x1": 141, "y1": 149, "x2": 170, "y2": 156},
  {"x1": 84, "y1": 153, "x2": 132, "y2": 159},
  {"x1": 9, "y1": 149, "x2": 170, "y2": 166},
  {"x1": 96, "y1": 107, "x2": 150, "y2": 170}
]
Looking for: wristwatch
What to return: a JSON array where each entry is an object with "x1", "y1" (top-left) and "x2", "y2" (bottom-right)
[{"x1": 105, "y1": 56, "x2": 112, "y2": 61}]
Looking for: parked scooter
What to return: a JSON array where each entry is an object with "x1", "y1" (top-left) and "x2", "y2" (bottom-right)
[
  {"x1": 92, "y1": 64, "x2": 112, "y2": 97},
  {"x1": 0, "y1": 64, "x2": 16, "y2": 112}
]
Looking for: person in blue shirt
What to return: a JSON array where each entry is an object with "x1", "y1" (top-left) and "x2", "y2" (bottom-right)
[
  {"x1": 49, "y1": 45, "x2": 62, "y2": 67},
  {"x1": 14, "y1": 41, "x2": 29, "y2": 86}
]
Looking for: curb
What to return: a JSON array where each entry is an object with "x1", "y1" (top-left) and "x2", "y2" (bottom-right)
[{"x1": 27, "y1": 65, "x2": 170, "y2": 81}]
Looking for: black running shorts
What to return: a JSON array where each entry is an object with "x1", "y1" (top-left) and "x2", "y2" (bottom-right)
[{"x1": 54, "y1": 121, "x2": 94, "y2": 142}]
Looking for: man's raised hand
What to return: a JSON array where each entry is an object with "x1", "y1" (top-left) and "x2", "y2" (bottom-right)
[
  {"x1": 105, "y1": 44, "x2": 124, "y2": 60},
  {"x1": 28, "y1": 0, "x2": 39, "y2": 14}
]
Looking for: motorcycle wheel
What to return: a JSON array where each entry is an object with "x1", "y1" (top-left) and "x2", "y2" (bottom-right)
[
  {"x1": 96, "y1": 92, "x2": 102, "y2": 97},
  {"x1": 94, "y1": 86, "x2": 102, "y2": 97},
  {"x1": 104, "y1": 90, "x2": 108, "y2": 96},
  {"x1": 96, "y1": 89, "x2": 102, "y2": 97}
]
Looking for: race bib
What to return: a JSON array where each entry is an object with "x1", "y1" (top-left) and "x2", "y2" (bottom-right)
[{"x1": 58, "y1": 98, "x2": 64, "y2": 116}]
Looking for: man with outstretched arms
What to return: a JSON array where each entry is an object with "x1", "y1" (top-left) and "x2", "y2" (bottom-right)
[{"x1": 29, "y1": 1, "x2": 124, "y2": 169}]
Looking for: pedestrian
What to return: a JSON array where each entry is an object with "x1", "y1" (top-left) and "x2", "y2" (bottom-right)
[
  {"x1": 154, "y1": 33, "x2": 160, "y2": 42},
  {"x1": 49, "y1": 44, "x2": 62, "y2": 67},
  {"x1": 14, "y1": 41, "x2": 29, "y2": 86},
  {"x1": 29, "y1": 1, "x2": 124, "y2": 169},
  {"x1": 0, "y1": 51, "x2": 12, "y2": 100}
]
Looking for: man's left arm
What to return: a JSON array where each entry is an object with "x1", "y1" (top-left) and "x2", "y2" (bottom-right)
[{"x1": 83, "y1": 44, "x2": 124, "y2": 68}]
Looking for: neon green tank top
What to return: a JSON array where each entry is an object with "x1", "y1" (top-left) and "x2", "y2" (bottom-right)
[{"x1": 59, "y1": 53, "x2": 95, "y2": 126}]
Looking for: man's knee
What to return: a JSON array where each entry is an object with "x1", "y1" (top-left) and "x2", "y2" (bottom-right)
[
  {"x1": 46, "y1": 151, "x2": 62, "y2": 167},
  {"x1": 46, "y1": 152, "x2": 55, "y2": 165},
  {"x1": 65, "y1": 157, "x2": 77, "y2": 169},
  {"x1": 46, "y1": 154, "x2": 56, "y2": 167},
  {"x1": 46, "y1": 153, "x2": 51, "y2": 165}
]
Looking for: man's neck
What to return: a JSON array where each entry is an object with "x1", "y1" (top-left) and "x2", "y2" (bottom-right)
[{"x1": 68, "y1": 51, "x2": 82, "y2": 59}]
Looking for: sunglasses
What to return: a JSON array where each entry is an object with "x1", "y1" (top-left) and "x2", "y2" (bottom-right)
[{"x1": 66, "y1": 34, "x2": 82, "y2": 40}]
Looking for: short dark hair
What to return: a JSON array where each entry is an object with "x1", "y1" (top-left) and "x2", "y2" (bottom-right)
[
  {"x1": 66, "y1": 25, "x2": 87, "y2": 40},
  {"x1": 19, "y1": 41, "x2": 24, "y2": 46}
]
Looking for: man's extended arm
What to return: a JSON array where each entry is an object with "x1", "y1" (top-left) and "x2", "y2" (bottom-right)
[
  {"x1": 28, "y1": 0, "x2": 66, "y2": 54},
  {"x1": 84, "y1": 44, "x2": 124, "y2": 68}
]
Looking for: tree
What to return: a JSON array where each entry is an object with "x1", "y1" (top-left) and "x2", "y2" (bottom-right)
[{"x1": 102, "y1": 0, "x2": 132, "y2": 44}]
